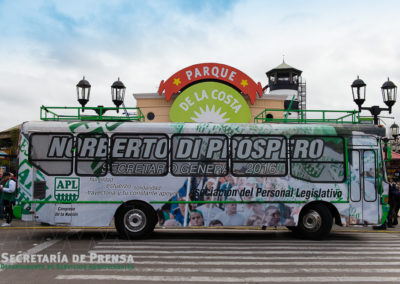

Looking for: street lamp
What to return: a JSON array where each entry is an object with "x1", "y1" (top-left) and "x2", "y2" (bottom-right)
[
  {"x1": 111, "y1": 78, "x2": 126, "y2": 113},
  {"x1": 75, "y1": 77, "x2": 127, "y2": 114},
  {"x1": 351, "y1": 77, "x2": 397, "y2": 125},
  {"x1": 351, "y1": 76, "x2": 366, "y2": 108},
  {"x1": 390, "y1": 123, "x2": 399, "y2": 152},
  {"x1": 76, "y1": 76, "x2": 91, "y2": 112},
  {"x1": 391, "y1": 123, "x2": 399, "y2": 139},
  {"x1": 382, "y1": 78, "x2": 397, "y2": 109}
]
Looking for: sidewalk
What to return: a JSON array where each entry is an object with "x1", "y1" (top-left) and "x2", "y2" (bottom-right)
[{"x1": 2, "y1": 219, "x2": 400, "y2": 233}]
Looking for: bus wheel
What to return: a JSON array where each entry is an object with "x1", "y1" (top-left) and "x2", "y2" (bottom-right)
[
  {"x1": 115, "y1": 203, "x2": 155, "y2": 239},
  {"x1": 297, "y1": 204, "x2": 333, "y2": 240}
]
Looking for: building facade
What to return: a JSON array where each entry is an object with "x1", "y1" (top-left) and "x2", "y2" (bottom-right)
[{"x1": 133, "y1": 61, "x2": 305, "y2": 123}]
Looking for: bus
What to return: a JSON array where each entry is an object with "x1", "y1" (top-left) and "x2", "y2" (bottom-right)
[{"x1": 18, "y1": 120, "x2": 389, "y2": 239}]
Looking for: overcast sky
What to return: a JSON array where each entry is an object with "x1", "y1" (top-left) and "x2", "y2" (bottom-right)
[{"x1": 1, "y1": 0, "x2": 400, "y2": 132}]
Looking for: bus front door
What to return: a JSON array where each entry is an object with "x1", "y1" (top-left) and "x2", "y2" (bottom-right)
[{"x1": 349, "y1": 150, "x2": 379, "y2": 225}]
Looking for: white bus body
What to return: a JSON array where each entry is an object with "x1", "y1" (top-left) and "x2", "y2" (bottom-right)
[{"x1": 17, "y1": 121, "x2": 389, "y2": 239}]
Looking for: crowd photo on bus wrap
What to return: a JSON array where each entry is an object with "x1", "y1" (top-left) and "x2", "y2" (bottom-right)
[{"x1": 156, "y1": 175, "x2": 297, "y2": 227}]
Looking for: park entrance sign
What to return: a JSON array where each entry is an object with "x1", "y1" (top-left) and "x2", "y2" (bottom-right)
[
  {"x1": 158, "y1": 63, "x2": 263, "y2": 123},
  {"x1": 169, "y1": 82, "x2": 251, "y2": 123}
]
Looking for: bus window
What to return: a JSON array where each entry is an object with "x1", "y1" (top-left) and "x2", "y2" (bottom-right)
[
  {"x1": 350, "y1": 151, "x2": 361, "y2": 202},
  {"x1": 171, "y1": 134, "x2": 228, "y2": 177},
  {"x1": 110, "y1": 133, "x2": 169, "y2": 176},
  {"x1": 76, "y1": 133, "x2": 108, "y2": 177},
  {"x1": 231, "y1": 135, "x2": 287, "y2": 177},
  {"x1": 349, "y1": 136, "x2": 378, "y2": 146},
  {"x1": 29, "y1": 133, "x2": 73, "y2": 176},
  {"x1": 363, "y1": 150, "x2": 377, "y2": 202},
  {"x1": 289, "y1": 136, "x2": 345, "y2": 183}
]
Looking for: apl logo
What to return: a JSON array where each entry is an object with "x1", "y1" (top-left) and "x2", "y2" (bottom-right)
[{"x1": 54, "y1": 178, "x2": 80, "y2": 202}]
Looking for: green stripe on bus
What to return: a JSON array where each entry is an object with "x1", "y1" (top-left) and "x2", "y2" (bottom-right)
[
  {"x1": 149, "y1": 200, "x2": 348, "y2": 204},
  {"x1": 21, "y1": 200, "x2": 349, "y2": 205},
  {"x1": 22, "y1": 201, "x2": 124, "y2": 204}
]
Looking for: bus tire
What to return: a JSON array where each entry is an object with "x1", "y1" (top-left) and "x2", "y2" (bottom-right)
[
  {"x1": 115, "y1": 203, "x2": 155, "y2": 239},
  {"x1": 297, "y1": 203, "x2": 333, "y2": 240}
]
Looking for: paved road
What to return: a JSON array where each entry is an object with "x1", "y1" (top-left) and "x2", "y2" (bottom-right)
[{"x1": 1, "y1": 227, "x2": 400, "y2": 283}]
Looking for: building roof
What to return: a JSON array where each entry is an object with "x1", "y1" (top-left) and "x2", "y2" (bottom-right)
[
  {"x1": 0, "y1": 125, "x2": 21, "y2": 133},
  {"x1": 0, "y1": 124, "x2": 21, "y2": 140},
  {"x1": 266, "y1": 60, "x2": 302, "y2": 76}
]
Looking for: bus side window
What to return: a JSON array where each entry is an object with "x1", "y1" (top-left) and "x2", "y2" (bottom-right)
[
  {"x1": 171, "y1": 134, "x2": 228, "y2": 177},
  {"x1": 29, "y1": 133, "x2": 73, "y2": 176},
  {"x1": 76, "y1": 133, "x2": 108, "y2": 177},
  {"x1": 230, "y1": 135, "x2": 287, "y2": 177},
  {"x1": 289, "y1": 136, "x2": 346, "y2": 183},
  {"x1": 110, "y1": 133, "x2": 169, "y2": 176}
]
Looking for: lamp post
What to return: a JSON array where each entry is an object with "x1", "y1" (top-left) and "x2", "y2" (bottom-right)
[
  {"x1": 382, "y1": 123, "x2": 399, "y2": 160},
  {"x1": 111, "y1": 78, "x2": 126, "y2": 113},
  {"x1": 76, "y1": 76, "x2": 91, "y2": 112},
  {"x1": 75, "y1": 77, "x2": 127, "y2": 114},
  {"x1": 390, "y1": 123, "x2": 399, "y2": 152},
  {"x1": 351, "y1": 77, "x2": 397, "y2": 125}
]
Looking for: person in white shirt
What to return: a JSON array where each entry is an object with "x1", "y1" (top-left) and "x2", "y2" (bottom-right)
[
  {"x1": 197, "y1": 196, "x2": 222, "y2": 226},
  {"x1": 0, "y1": 172, "x2": 16, "y2": 226},
  {"x1": 214, "y1": 197, "x2": 245, "y2": 226}
]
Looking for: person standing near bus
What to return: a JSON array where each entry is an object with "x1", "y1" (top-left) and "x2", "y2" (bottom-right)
[
  {"x1": 0, "y1": 171, "x2": 4, "y2": 220},
  {"x1": 0, "y1": 172, "x2": 16, "y2": 227},
  {"x1": 390, "y1": 181, "x2": 400, "y2": 226},
  {"x1": 385, "y1": 179, "x2": 399, "y2": 227}
]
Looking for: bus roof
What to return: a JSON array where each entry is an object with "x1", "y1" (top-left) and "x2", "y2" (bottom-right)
[{"x1": 21, "y1": 121, "x2": 386, "y2": 137}]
